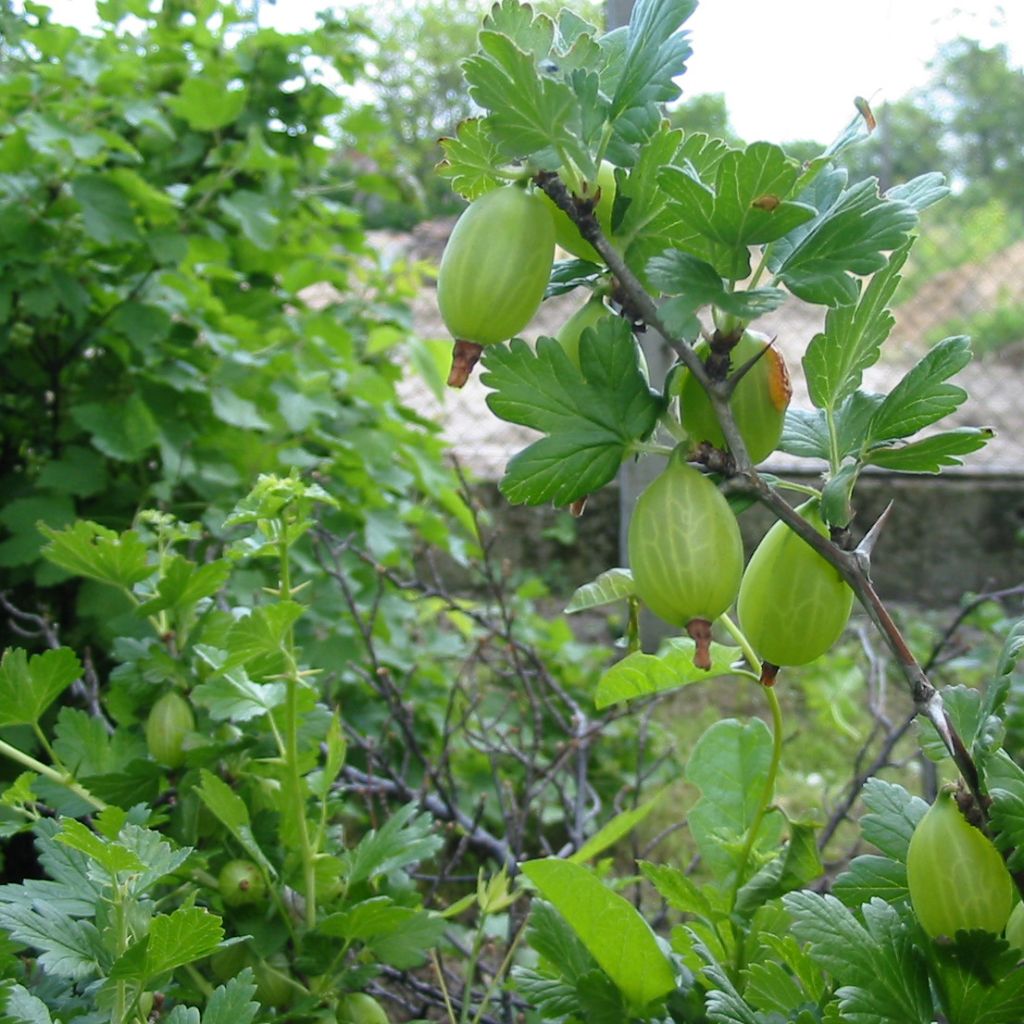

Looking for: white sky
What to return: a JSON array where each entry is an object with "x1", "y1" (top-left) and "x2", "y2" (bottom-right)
[
  {"x1": 39, "y1": 0, "x2": 1024, "y2": 144},
  {"x1": 681, "y1": 0, "x2": 1024, "y2": 143}
]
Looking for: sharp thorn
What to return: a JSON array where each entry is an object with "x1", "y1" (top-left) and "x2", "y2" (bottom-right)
[{"x1": 854, "y1": 500, "x2": 895, "y2": 571}]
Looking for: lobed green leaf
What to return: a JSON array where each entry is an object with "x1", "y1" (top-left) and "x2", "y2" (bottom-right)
[
  {"x1": 39, "y1": 520, "x2": 152, "y2": 590},
  {"x1": 0, "y1": 647, "x2": 81, "y2": 728},
  {"x1": 521, "y1": 858, "x2": 676, "y2": 1009},
  {"x1": 774, "y1": 178, "x2": 918, "y2": 306},
  {"x1": 659, "y1": 142, "x2": 815, "y2": 279},
  {"x1": 482, "y1": 324, "x2": 661, "y2": 506},
  {"x1": 565, "y1": 567, "x2": 634, "y2": 613},
  {"x1": 344, "y1": 803, "x2": 442, "y2": 886},
  {"x1": 595, "y1": 638, "x2": 748, "y2": 708},
  {"x1": 868, "y1": 335, "x2": 973, "y2": 442},
  {"x1": 803, "y1": 242, "x2": 909, "y2": 411},
  {"x1": 859, "y1": 778, "x2": 929, "y2": 861},
  {"x1": 201, "y1": 971, "x2": 261, "y2": 1024},
  {"x1": 864, "y1": 427, "x2": 993, "y2": 472},
  {"x1": 463, "y1": 28, "x2": 581, "y2": 169},
  {"x1": 784, "y1": 893, "x2": 933, "y2": 1023},
  {"x1": 435, "y1": 119, "x2": 503, "y2": 200}
]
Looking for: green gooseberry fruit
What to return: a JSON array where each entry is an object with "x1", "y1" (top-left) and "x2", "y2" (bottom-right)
[
  {"x1": 907, "y1": 787, "x2": 1014, "y2": 940},
  {"x1": 555, "y1": 293, "x2": 611, "y2": 369},
  {"x1": 218, "y1": 858, "x2": 267, "y2": 908},
  {"x1": 145, "y1": 690, "x2": 194, "y2": 769},
  {"x1": 336, "y1": 992, "x2": 391, "y2": 1024},
  {"x1": 628, "y1": 450, "x2": 744, "y2": 669},
  {"x1": 210, "y1": 941, "x2": 252, "y2": 982},
  {"x1": 541, "y1": 160, "x2": 617, "y2": 262},
  {"x1": 1005, "y1": 901, "x2": 1024, "y2": 951},
  {"x1": 437, "y1": 185, "x2": 555, "y2": 387},
  {"x1": 254, "y1": 953, "x2": 297, "y2": 1010},
  {"x1": 736, "y1": 499, "x2": 854, "y2": 671},
  {"x1": 679, "y1": 329, "x2": 792, "y2": 464}
]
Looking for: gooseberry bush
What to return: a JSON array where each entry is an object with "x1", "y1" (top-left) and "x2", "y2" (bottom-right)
[
  {"x1": 433, "y1": 0, "x2": 1024, "y2": 1020},
  {"x1": 3, "y1": 0, "x2": 1024, "y2": 1022}
]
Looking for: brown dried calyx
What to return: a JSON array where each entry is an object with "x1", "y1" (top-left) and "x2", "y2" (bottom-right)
[
  {"x1": 685, "y1": 617, "x2": 714, "y2": 671},
  {"x1": 447, "y1": 339, "x2": 485, "y2": 388}
]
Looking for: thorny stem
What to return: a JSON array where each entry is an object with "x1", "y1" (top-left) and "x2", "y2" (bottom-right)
[
  {"x1": 720, "y1": 613, "x2": 784, "y2": 975},
  {"x1": 737, "y1": 465, "x2": 987, "y2": 814},
  {"x1": 534, "y1": 172, "x2": 989, "y2": 826},
  {"x1": 533, "y1": 172, "x2": 756, "y2": 470}
]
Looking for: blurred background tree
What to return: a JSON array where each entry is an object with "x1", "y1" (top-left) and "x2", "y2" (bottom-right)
[
  {"x1": 667, "y1": 92, "x2": 741, "y2": 146},
  {"x1": 342, "y1": 0, "x2": 602, "y2": 227}
]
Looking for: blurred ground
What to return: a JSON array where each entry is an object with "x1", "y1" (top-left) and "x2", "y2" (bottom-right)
[{"x1": 360, "y1": 222, "x2": 1024, "y2": 478}]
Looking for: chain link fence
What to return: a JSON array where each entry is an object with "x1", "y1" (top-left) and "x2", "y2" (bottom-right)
[{"x1": 396, "y1": 209, "x2": 1024, "y2": 479}]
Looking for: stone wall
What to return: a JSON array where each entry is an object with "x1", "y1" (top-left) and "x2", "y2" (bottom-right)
[{"x1": 473, "y1": 470, "x2": 1024, "y2": 608}]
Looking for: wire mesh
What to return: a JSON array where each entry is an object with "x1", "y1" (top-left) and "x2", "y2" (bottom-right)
[{"x1": 399, "y1": 213, "x2": 1024, "y2": 479}]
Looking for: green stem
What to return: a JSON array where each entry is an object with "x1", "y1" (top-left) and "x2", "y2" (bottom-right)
[
  {"x1": 824, "y1": 406, "x2": 842, "y2": 475},
  {"x1": 0, "y1": 737, "x2": 106, "y2": 811},
  {"x1": 113, "y1": 884, "x2": 129, "y2": 1024},
  {"x1": 431, "y1": 948, "x2": 459, "y2": 1024},
  {"x1": 774, "y1": 480, "x2": 822, "y2": 499},
  {"x1": 719, "y1": 615, "x2": 784, "y2": 974},
  {"x1": 184, "y1": 961, "x2": 215, "y2": 999},
  {"x1": 459, "y1": 920, "x2": 488, "y2": 1024},
  {"x1": 656, "y1": 410, "x2": 689, "y2": 444},
  {"x1": 631, "y1": 439, "x2": 678, "y2": 457},
  {"x1": 278, "y1": 518, "x2": 317, "y2": 932},
  {"x1": 719, "y1": 612, "x2": 761, "y2": 678},
  {"x1": 554, "y1": 148, "x2": 584, "y2": 194},
  {"x1": 469, "y1": 918, "x2": 530, "y2": 1024},
  {"x1": 747, "y1": 249, "x2": 770, "y2": 291},
  {"x1": 31, "y1": 721, "x2": 62, "y2": 770},
  {"x1": 594, "y1": 122, "x2": 614, "y2": 169}
]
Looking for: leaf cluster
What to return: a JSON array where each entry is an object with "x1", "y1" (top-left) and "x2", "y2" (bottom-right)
[
  {"x1": 440, "y1": 0, "x2": 987, "y2": 508},
  {"x1": 0, "y1": 0, "x2": 461, "y2": 655}
]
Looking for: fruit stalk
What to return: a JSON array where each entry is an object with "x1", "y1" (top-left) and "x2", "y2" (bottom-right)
[{"x1": 448, "y1": 340, "x2": 484, "y2": 388}]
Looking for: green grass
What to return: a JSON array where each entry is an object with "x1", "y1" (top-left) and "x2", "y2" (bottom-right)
[
  {"x1": 898, "y1": 198, "x2": 1024, "y2": 303},
  {"x1": 926, "y1": 295, "x2": 1024, "y2": 357}
]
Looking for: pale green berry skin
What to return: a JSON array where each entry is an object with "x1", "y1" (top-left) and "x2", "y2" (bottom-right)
[
  {"x1": 1005, "y1": 901, "x2": 1024, "y2": 951},
  {"x1": 540, "y1": 160, "x2": 617, "y2": 262},
  {"x1": 680, "y1": 330, "x2": 791, "y2": 464},
  {"x1": 906, "y1": 788, "x2": 1014, "y2": 940},
  {"x1": 737, "y1": 500, "x2": 853, "y2": 667},
  {"x1": 145, "y1": 690, "x2": 195, "y2": 768},
  {"x1": 337, "y1": 993, "x2": 390, "y2": 1024},
  {"x1": 555, "y1": 294, "x2": 610, "y2": 369},
  {"x1": 628, "y1": 456, "x2": 743, "y2": 630},
  {"x1": 218, "y1": 858, "x2": 267, "y2": 908},
  {"x1": 437, "y1": 186, "x2": 555, "y2": 346}
]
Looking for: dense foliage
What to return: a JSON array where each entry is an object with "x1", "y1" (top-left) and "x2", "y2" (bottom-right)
[
  {"x1": 0, "y1": 0, "x2": 458, "y2": 647},
  {"x1": 0, "y1": 2, "x2": 655, "y2": 1020},
  {"x1": 344, "y1": 0, "x2": 602, "y2": 226}
]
